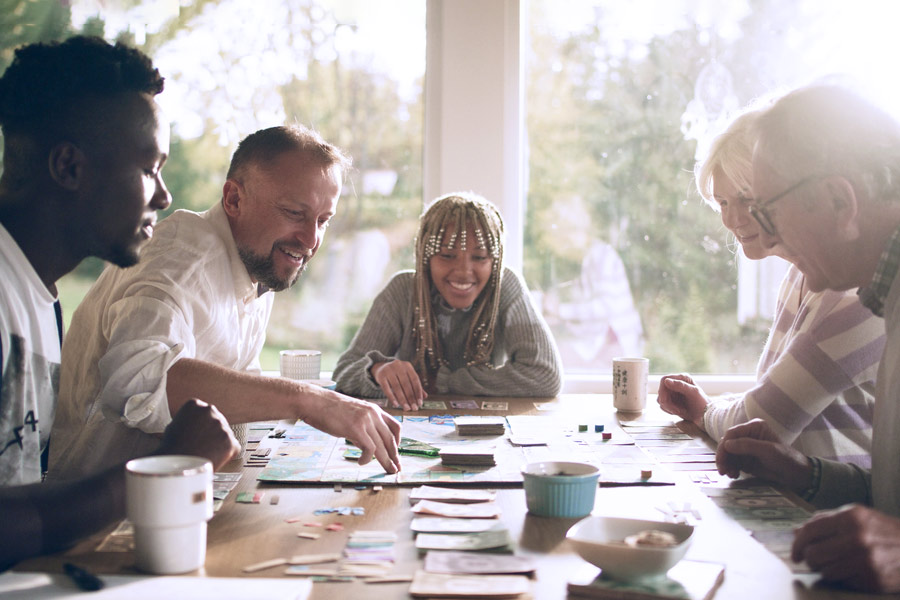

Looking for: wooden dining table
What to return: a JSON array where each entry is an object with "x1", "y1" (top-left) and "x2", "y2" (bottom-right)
[{"x1": 12, "y1": 394, "x2": 890, "y2": 599}]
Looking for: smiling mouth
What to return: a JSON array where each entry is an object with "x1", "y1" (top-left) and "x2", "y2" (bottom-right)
[
  {"x1": 448, "y1": 281, "x2": 476, "y2": 291},
  {"x1": 279, "y1": 247, "x2": 309, "y2": 263}
]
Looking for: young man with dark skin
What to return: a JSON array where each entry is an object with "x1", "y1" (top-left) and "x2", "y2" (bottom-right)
[{"x1": 0, "y1": 36, "x2": 238, "y2": 569}]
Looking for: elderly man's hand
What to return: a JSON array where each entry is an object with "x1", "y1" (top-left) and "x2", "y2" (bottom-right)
[
  {"x1": 715, "y1": 418, "x2": 812, "y2": 493},
  {"x1": 371, "y1": 360, "x2": 427, "y2": 411},
  {"x1": 656, "y1": 373, "x2": 709, "y2": 425},
  {"x1": 302, "y1": 389, "x2": 401, "y2": 473},
  {"x1": 156, "y1": 399, "x2": 240, "y2": 470},
  {"x1": 792, "y1": 504, "x2": 900, "y2": 592}
]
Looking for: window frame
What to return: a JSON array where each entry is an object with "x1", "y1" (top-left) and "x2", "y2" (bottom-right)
[{"x1": 423, "y1": 0, "x2": 754, "y2": 393}]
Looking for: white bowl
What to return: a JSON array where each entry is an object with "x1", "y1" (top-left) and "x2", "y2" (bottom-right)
[{"x1": 566, "y1": 516, "x2": 693, "y2": 580}]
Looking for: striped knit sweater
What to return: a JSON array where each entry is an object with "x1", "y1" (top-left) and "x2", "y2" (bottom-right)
[
  {"x1": 703, "y1": 265, "x2": 884, "y2": 467},
  {"x1": 333, "y1": 267, "x2": 563, "y2": 398}
]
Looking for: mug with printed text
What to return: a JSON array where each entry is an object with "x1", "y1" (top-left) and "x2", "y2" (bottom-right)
[{"x1": 612, "y1": 357, "x2": 649, "y2": 413}]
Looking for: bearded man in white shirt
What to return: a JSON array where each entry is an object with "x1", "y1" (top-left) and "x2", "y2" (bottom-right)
[{"x1": 48, "y1": 125, "x2": 401, "y2": 479}]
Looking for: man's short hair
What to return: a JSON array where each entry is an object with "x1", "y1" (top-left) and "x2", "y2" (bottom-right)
[
  {"x1": 755, "y1": 85, "x2": 900, "y2": 203},
  {"x1": 226, "y1": 124, "x2": 352, "y2": 182},
  {"x1": 0, "y1": 35, "x2": 164, "y2": 139}
]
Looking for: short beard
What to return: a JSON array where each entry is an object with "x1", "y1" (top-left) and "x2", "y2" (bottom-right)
[{"x1": 237, "y1": 245, "x2": 305, "y2": 292}]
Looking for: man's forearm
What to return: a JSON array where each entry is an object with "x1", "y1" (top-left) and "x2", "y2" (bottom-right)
[{"x1": 166, "y1": 357, "x2": 314, "y2": 424}]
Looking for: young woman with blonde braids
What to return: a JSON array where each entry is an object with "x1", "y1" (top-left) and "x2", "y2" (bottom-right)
[{"x1": 334, "y1": 192, "x2": 562, "y2": 410}]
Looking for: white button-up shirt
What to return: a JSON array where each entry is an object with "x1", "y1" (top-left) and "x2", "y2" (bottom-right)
[{"x1": 48, "y1": 203, "x2": 272, "y2": 478}]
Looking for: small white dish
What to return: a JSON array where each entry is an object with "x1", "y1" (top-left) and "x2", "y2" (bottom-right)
[{"x1": 566, "y1": 515, "x2": 693, "y2": 580}]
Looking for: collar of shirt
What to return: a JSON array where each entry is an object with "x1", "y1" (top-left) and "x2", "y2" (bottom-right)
[
  {"x1": 206, "y1": 202, "x2": 263, "y2": 308},
  {"x1": 858, "y1": 224, "x2": 900, "y2": 317}
]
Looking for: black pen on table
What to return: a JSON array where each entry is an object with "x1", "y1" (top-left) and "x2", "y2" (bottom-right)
[{"x1": 63, "y1": 562, "x2": 105, "y2": 592}]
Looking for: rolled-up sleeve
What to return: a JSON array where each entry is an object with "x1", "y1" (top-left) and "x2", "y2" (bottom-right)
[{"x1": 97, "y1": 290, "x2": 199, "y2": 434}]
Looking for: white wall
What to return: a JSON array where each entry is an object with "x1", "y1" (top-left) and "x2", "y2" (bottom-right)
[{"x1": 424, "y1": 0, "x2": 525, "y2": 270}]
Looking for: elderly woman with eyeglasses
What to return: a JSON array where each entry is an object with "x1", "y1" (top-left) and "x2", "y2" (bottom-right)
[{"x1": 656, "y1": 107, "x2": 884, "y2": 468}]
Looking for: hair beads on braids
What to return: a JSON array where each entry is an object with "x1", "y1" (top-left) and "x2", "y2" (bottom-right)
[{"x1": 412, "y1": 192, "x2": 505, "y2": 389}]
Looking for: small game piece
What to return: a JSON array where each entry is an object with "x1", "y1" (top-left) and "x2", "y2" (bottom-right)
[
  {"x1": 343, "y1": 448, "x2": 363, "y2": 460},
  {"x1": 373, "y1": 485, "x2": 383, "y2": 492},
  {"x1": 578, "y1": 424, "x2": 588, "y2": 432},
  {"x1": 334, "y1": 483, "x2": 343, "y2": 493},
  {"x1": 243, "y1": 557, "x2": 288, "y2": 573},
  {"x1": 326, "y1": 523, "x2": 345, "y2": 532},
  {"x1": 235, "y1": 491, "x2": 264, "y2": 504},
  {"x1": 364, "y1": 575, "x2": 415, "y2": 584},
  {"x1": 594, "y1": 424, "x2": 605, "y2": 432},
  {"x1": 270, "y1": 494, "x2": 280, "y2": 505},
  {"x1": 297, "y1": 532, "x2": 321, "y2": 540},
  {"x1": 602, "y1": 432, "x2": 612, "y2": 440},
  {"x1": 399, "y1": 437, "x2": 441, "y2": 457},
  {"x1": 641, "y1": 469, "x2": 653, "y2": 479}
]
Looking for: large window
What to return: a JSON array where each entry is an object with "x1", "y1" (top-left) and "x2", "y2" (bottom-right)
[
  {"x1": 6, "y1": 0, "x2": 900, "y2": 381},
  {"x1": 524, "y1": 0, "x2": 900, "y2": 376},
  {"x1": 6, "y1": 0, "x2": 427, "y2": 371}
]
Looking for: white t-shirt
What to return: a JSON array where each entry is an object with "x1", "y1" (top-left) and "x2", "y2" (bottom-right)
[
  {"x1": 0, "y1": 223, "x2": 60, "y2": 485},
  {"x1": 48, "y1": 203, "x2": 272, "y2": 479}
]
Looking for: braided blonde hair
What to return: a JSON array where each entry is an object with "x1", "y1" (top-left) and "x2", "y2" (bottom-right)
[{"x1": 412, "y1": 192, "x2": 505, "y2": 387}]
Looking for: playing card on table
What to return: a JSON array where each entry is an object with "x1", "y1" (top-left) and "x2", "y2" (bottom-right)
[
  {"x1": 423, "y1": 400, "x2": 448, "y2": 410},
  {"x1": 425, "y1": 550, "x2": 536, "y2": 574},
  {"x1": 415, "y1": 529, "x2": 511, "y2": 551},
  {"x1": 481, "y1": 401, "x2": 508, "y2": 411},
  {"x1": 410, "y1": 485, "x2": 497, "y2": 504},
  {"x1": 411, "y1": 517, "x2": 503, "y2": 534},
  {"x1": 411, "y1": 499, "x2": 502, "y2": 518},
  {"x1": 439, "y1": 446, "x2": 497, "y2": 466},
  {"x1": 450, "y1": 399, "x2": 479, "y2": 409},
  {"x1": 454, "y1": 416, "x2": 506, "y2": 435},
  {"x1": 409, "y1": 570, "x2": 530, "y2": 598}
]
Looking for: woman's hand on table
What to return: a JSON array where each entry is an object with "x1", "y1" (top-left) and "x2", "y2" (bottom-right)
[
  {"x1": 792, "y1": 504, "x2": 900, "y2": 593},
  {"x1": 656, "y1": 373, "x2": 709, "y2": 426},
  {"x1": 371, "y1": 360, "x2": 427, "y2": 411},
  {"x1": 715, "y1": 418, "x2": 812, "y2": 493}
]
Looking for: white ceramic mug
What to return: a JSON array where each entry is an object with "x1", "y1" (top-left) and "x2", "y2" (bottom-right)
[
  {"x1": 279, "y1": 349, "x2": 322, "y2": 380},
  {"x1": 612, "y1": 357, "x2": 649, "y2": 412},
  {"x1": 125, "y1": 455, "x2": 213, "y2": 574}
]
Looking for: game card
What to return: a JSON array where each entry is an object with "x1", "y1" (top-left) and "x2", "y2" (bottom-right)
[
  {"x1": 411, "y1": 499, "x2": 502, "y2": 518},
  {"x1": 424, "y1": 551, "x2": 536, "y2": 574},
  {"x1": 409, "y1": 570, "x2": 530, "y2": 598},
  {"x1": 423, "y1": 400, "x2": 448, "y2": 410},
  {"x1": 481, "y1": 401, "x2": 508, "y2": 410},
  {"x1": 450, "y1": 400, "x2": 479, "y2": 409},
  {"x1": 415, "y1": 529, "x2": 511, "y2": 551}
]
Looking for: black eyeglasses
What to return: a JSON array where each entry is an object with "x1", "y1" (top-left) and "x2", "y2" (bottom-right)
[{"x1": 749, "y1": 175, "x2": 820, "y2": 236}]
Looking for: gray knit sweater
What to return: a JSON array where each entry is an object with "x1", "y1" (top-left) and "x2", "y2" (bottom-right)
[{"x1": 333, "y1": 267, "x2": 563, "y2": 398}]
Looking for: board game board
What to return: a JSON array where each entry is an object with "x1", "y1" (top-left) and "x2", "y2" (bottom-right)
[{"x1": 256, "y1": 414, "x2": 670, "y2": 485}]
